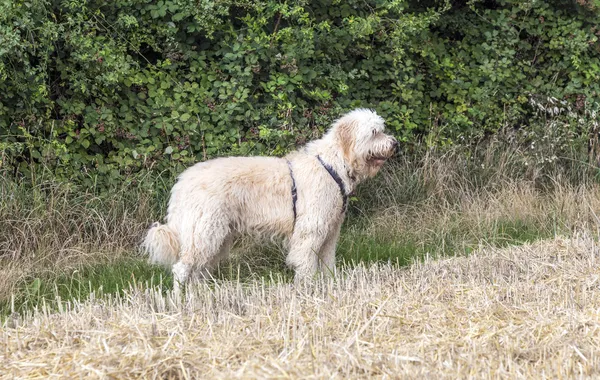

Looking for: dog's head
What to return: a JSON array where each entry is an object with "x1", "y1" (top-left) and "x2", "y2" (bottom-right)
[{"x1": 332, "y1": 109, "x2": 398, "y2": 180}]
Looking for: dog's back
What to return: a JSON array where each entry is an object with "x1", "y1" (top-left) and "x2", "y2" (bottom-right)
[{"x1": 169, "y1": 156, "x2": 295, "y2": 235}]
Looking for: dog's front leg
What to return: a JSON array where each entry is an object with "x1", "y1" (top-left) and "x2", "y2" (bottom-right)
[
  {"x1": 318, "y1": 220, "x2": 343, "y2": 276},
  {"x1": 286, "y1": 227, "x2": 329, "y2": 280}
]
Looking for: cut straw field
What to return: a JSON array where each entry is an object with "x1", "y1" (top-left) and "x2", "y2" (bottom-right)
[{"x1": 2, "y1": 234, "x2": 600, "y2": 378}]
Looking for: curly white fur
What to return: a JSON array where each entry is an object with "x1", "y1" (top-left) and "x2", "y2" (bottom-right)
[{"x1": 142, "y1": 109, "x2": 398, "y2": 283}]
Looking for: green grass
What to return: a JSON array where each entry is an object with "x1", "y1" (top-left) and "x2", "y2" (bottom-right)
[
  {"x1": 1, "y1": 258, "x2": 172, "y2": 319},
  {"x1": 1, "y1": 216, "x2": 557, "y2": 319},
  {"x1": 487, "y1": 219, "x2": 557, "y2": 247},
  {"x1": 338, "y1": 217, "x2": 556, "y2": 266},
  {"x1": 338, "y1": 235, "x2": 424, "y2": 266}
]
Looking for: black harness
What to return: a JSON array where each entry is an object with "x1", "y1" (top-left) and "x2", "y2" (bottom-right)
[
  {"x1": 286, "y1": 160, "x2": 298, "y2": 221},
  {"x1": 287, "y1": 156, "x2": 349, "y2": 225},
  {"x1": 316, "y1": 155, "x2": 348, "y2": 213}
]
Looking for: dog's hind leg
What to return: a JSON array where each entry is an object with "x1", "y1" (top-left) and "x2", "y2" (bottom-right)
[
  {"x1": 172, "y1": 260, "x2": 192, "y2": 285},
  {"x1": 174, "y1": 212, "x2": 231, "y2": 283},
  {"x1": 207, "y1": 234, "x2": 234, "y2": 269},
  {"x1": 194, "y1": 234, "x2": 234, "y2": 279}
]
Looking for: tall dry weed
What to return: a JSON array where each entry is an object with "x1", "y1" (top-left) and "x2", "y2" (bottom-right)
[{"x1": 0, "y1": 173, "x2": 166, "y2": 300}]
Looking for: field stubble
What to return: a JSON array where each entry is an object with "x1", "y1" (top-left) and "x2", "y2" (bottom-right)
[{"x1": 2, "y1": 234, "x2": 600, "y2": 378}]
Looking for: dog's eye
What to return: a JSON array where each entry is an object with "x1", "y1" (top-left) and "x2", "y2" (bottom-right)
[{"x1": 372, "y1": 129, "x2": 377, "y2": 136}]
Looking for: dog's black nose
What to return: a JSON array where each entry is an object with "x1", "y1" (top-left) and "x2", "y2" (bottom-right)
[{"x1": 392, "y1": 139, "x2": 399, "y2": 153}]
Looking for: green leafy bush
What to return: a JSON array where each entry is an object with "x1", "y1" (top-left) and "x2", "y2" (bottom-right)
[{"x1": 1, "y1": 0, "x2": 600, "y2": 188}]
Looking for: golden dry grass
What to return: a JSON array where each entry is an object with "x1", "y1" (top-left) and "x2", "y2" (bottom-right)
[
  {"x1": 366, "y1": 181, "x2": 600, "y2": 239},
  {"x1": 3, "y1": 234, "x2": 600, "y2": 378},
  {"x1": 0, "y1": 180, "x2": 156, "y2": 301}
]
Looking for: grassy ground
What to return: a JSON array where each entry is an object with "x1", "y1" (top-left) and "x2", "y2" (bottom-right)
[
  {"x1": 1, "y1": 143, "x2": 599, "y2": 318},
  {"x1": 2, "y1": 142, "x2": 600, "y2": 376}
]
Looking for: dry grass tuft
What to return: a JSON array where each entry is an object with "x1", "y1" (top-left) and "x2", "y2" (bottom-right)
[
  {"x1": 352, "y1": 147, "x2": 600, "y2": 257},
  {"x1": 0, "y1": 178, "x2": 159, "y2": 301},
  {"x1": 3, "y1": 234, "x2": 600, "y2": 378},
  {"x1": 365, "y1": 181, "x2": 600, "y2": 239}
]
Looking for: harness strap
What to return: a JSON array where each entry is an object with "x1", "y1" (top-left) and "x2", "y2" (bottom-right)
[
  {"x1": 316, "y1": 155, "x2": 348, "y2": 214},
  {"x1": 286, "y1": 160, "x2": 298, "y2": 223}
]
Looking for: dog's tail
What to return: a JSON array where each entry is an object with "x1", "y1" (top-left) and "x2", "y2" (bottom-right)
[{"x1": 142, "y1": 222, "x2": 180, "y2": 267}]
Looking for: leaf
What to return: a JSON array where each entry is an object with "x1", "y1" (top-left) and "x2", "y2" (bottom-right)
[
  {"x1": 29, "y1": 278, "x2": 42, "y2": 294},
  {"x1": 164, "y1": 146, "x2": 174, "y2": 155}
]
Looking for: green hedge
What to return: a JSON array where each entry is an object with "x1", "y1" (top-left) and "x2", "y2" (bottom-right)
[{"x1": 1, "y1": 0, "x2": 600, "y2": 187}]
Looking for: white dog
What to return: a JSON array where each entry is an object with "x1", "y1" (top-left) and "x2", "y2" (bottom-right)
[{"x1": 143, "y1": 109, "x2": 397, "y2": 283}]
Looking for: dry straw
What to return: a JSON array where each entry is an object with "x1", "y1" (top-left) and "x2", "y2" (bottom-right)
[{"x1": 3, "y1": 234, "x2": 600, "y2": 378}]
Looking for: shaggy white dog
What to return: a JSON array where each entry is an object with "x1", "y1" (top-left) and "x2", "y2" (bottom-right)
[{"x1": 143, "y1": 109, "x2": 398, "y2": 283}]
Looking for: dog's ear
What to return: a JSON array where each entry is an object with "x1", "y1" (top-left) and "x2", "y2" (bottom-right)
[{"x1": 336, "y1": 119, "x2": 356, "y2": 162}]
